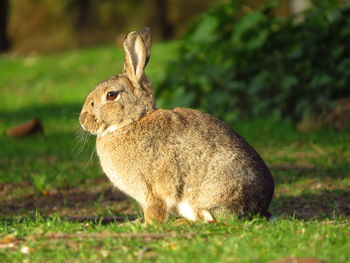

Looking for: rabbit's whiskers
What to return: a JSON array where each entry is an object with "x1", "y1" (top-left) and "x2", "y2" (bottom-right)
[
  {"x1": 73, "y1": 126, "x2": 97, "y2": 171},
  {"x1": 73, "y1": 128, "x2": 90, "y2": 158},
  {"x1": 83, "y1": 149, "x2": 96, "y2": 172}
]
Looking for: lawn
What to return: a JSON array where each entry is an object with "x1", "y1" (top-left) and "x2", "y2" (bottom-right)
[{"x1": 0, "y1": 42, "x2": 349, "y2": 263}]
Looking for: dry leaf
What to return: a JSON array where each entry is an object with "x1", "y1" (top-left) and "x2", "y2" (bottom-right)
[{"x1": 1, "y1": 236, "x2": 16, "y2": 244}]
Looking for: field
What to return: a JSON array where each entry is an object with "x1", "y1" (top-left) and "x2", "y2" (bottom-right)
[{"x1": 0, "y1": 43, "x2": 349, "y2": 262}]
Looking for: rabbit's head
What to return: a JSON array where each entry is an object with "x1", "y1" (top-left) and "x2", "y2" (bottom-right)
[{"x1": 79, "y1": 28, "x2": 155, "y2": 136}]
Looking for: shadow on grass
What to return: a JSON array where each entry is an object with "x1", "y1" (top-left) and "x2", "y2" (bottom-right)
[
  {"x1": 1, "y1": 179, "x2": 349, "y2": 222},
  {"x1": 0, "y1": 103, "x2": 82, "y2": 127},
  {"x1": 0, "y1": 177, "x2": 136, "y2": 224},
  {"x1": 272, "y1": 189, "x2": 350, "y2": 220}
]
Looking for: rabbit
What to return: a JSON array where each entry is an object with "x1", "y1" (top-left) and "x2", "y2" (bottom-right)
[{"x1": 79, "y1": 28, "x2": 274, "y2": 224}]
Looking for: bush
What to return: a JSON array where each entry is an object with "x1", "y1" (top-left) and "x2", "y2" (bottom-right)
[{"x1": 157, "y1": 0, "x2": 350, "y2": 123}]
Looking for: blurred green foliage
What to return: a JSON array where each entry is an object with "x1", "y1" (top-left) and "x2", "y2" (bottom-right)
[{"x1": 157, "y1": 0, "x2": 350, "y2": 122}]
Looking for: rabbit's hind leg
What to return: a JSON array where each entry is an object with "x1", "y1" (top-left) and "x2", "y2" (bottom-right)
[
  {"x1": 177, "y1": 201, "x2": 198, "y2": 221},
  {"x1": 199, "y1": 209, "x2": 215, "y2": 223},
  {"x1": 143, "y1": 196, "x2": 168, "y2": 224},
  {"x1": 177, "y1": 202, "x2": 215, "y2": 223}
]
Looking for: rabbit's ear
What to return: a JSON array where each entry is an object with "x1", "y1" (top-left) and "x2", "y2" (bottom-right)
[
  {"x1": 138, "y1": 27, "x2": 151, "y2": 66},
  {"x1": 123, "y1": 29, "x2": 150, "y2": 84}
]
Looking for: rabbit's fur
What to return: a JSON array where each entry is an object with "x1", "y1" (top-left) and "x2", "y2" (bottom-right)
[{"x1": 79, "y1": 28, "x2": 274, "y2": 223}]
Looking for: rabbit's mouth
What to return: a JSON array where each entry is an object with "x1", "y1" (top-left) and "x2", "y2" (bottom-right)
[
  {"x1": 79, "y1": 111, "x2": 101, "y2": 135},
  {"x1": 80, "y1": 111, "x2": 118, "y2": 137}
]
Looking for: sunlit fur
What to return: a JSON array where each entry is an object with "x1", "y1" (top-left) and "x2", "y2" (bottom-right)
[{"x1": 79, "y1": 28, "x2": 274, "y2": 224}]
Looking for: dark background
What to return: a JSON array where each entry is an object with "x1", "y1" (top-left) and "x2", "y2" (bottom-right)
[{"x1": 0, "y1": 0, "x2": 310, "y2": 54}]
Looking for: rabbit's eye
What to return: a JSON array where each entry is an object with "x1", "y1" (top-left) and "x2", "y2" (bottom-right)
[{"x1": 106, "y1": 91, "x2": 120, "y2": 101}]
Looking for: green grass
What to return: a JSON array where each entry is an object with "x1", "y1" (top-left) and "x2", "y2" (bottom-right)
[
  {"x1": 1, "y1": 216, "x2": 348, "y2": 263},
  {"x1": 0, "y1": 42, "x2": 349, "y2": 262}
]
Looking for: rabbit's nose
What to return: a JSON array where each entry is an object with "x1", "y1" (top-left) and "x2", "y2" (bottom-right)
[{"x1": 79, "y1": 111, "x2": 87, "y2": 125}]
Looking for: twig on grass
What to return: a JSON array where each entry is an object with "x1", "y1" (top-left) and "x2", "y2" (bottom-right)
[
  {"x1": 62, "y1": 216, "x2": 138, "y2": 224},
  {"x1": 44, "y1": 232, "x2": 182, "y2": 239}
]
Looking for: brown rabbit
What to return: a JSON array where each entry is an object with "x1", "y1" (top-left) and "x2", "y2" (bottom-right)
[{"x1": 79, "y1": 28, "x2": 274, "y2": 223}]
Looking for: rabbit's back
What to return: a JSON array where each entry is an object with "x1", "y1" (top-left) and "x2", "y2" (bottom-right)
[{"x1": 97, "y1": 107, "x2": 274, "y2": 217}]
